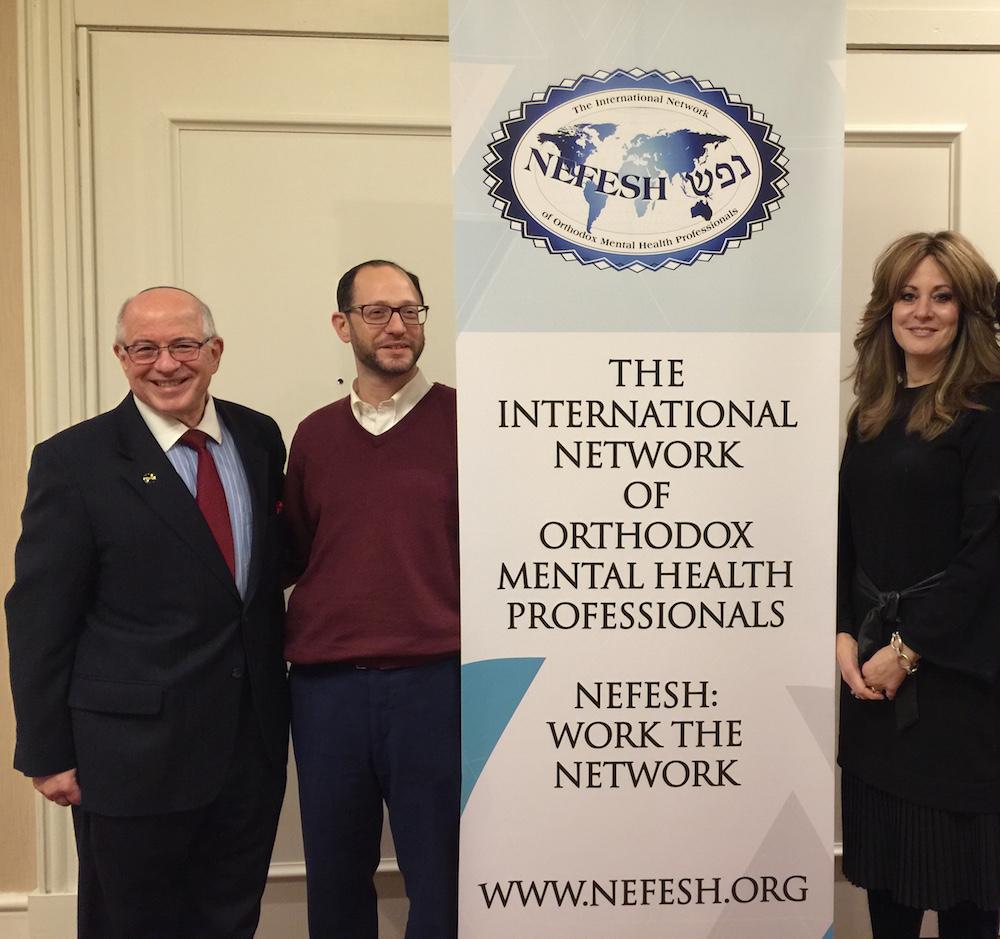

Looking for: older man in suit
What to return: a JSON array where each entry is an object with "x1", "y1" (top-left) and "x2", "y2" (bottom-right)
[{"x1": 6, "y1": 287, "x2": 288, "y2": 938}]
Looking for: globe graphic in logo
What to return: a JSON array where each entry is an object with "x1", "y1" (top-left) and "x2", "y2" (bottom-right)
[{"x1": 486, "y1": 69, "x2": 788, "y2": 271}]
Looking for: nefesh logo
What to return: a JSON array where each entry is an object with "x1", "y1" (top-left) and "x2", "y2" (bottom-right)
[{"x1": 485, "y1": 69, "x2": 788, "y2": 271}]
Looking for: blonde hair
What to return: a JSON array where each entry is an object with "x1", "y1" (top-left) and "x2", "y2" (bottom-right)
[{"x1": 850, "y1": 231, "x2": 1000, "y2": 440}]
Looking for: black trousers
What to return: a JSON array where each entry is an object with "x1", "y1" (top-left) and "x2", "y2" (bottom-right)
[
  {"x1": 868, "y1": 889, "x2": 1000, "y2": 939},
  {"x1": 73, "y1": 689, "x2": 286, "y2": 939}
]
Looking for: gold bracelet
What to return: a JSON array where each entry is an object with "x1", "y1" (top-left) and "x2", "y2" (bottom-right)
[{"x1": 890, "y1": 630, "x2": 919, "y2": 675}]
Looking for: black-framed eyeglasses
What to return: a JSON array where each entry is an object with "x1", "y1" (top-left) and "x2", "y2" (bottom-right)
[
  {"x1": 122, "y1": 337, "x2": 216, "y2": 365},
  {"x1": 345, "y1": 304, "x2": 429, "y2": 326}
]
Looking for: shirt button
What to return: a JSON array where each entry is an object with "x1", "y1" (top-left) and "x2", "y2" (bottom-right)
[{"x1": 231, "y1": 666, "x2": 244, "y2": 679}]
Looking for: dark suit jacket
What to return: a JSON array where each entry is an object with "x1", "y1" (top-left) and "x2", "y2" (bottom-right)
[{"x1": 5, "y1": 394, "x2": 289, "y2": 817}]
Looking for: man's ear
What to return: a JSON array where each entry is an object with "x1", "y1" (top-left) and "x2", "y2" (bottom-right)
[{"x1": 331, "y1": 311, "x2": 352, "y2": 344}]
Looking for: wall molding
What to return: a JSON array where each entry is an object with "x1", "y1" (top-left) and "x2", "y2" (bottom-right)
[
  {"x1": 20, "y1": 0, "x2": 88, "y2": 897},
  {"x1": 169, "y1": 116, "x2": 450, "y2": 136},
  {"x1": 845, "y1": 122, "x2": 963, "y2": 230},
  {"x1": 73, "y1": 0, "x2": 998, "y2": 47},
  {"x1": 163, "y1": 114, "x2": 451, "y2": 285},
  {"x1": 22, "y1": 0, "x2": 92, "y2": 448},
  {"x1": 3, "y1": 856, "x2": 400, "y2": 921},
  {"x1": 848, "y1": 8, "x2": 1000, "y2": 50},
  {"x1": 0, "y1": 893, "x2": 28, "y2": 913},
  {"x1": 845, "y1": 123, "x2": 965, "y2": 144},
  {"x1": 73, "y1": 0, "x2": 448, "y2": 38}
]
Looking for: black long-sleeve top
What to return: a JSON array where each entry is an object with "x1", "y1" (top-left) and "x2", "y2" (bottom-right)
[{"x1": 838, "y1": 382, "x2": 1000, "y2": 813}]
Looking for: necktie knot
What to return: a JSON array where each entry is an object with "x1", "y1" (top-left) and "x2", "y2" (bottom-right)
[{"x1": 180, "y1": 428, "x2": 210, "y2": 452}]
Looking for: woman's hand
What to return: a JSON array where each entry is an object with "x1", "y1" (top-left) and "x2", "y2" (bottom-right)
[
  {"x1": 860, "y1": 645, "x2": 908, "y2": 700},
  {"x1": 836, "y1": 632, "x2": 885, "y2": 701}
]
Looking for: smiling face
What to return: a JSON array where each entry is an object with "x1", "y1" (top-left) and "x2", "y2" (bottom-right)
[
  {"x1": 114, "y1": 287, "x2": 223, "y2": 427},
  {"x1": 891, "y1": 256, "x2": 960, "y2": 386},
  {"x1": 332, "y1": 263, "x2": 425, "y2": 390}
]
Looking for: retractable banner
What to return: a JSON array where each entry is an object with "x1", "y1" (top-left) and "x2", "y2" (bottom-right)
[{"x1": 453, "y1": 3, "x2": 843, "y2": 937}]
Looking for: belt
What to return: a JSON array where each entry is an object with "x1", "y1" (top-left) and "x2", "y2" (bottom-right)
[
  {"x1": 855, "y1": 566, "x2": 945, "y2": 731},
  {"x1": 292, "y1": 652, "x2": 459, "y2": 673}
]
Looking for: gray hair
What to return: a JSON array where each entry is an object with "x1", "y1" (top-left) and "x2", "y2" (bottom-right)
[{"x1": 116, "y1": 286, "x2": 217, "y2": 344}]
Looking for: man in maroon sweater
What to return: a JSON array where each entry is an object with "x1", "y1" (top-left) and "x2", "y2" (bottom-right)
[{"x1": 283, "y1": 260, "x2": 460, "y2": 938}]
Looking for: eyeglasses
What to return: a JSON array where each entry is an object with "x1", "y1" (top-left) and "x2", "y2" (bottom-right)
[
  {"x1": 121, "y1": 337, "x2": 216, "y2": 365},
  {"x1": 345, "y1": 304, "x2": 429, "y2": 326}
]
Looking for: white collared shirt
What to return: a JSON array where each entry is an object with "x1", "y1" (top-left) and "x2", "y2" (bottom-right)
[
  {"x1": 350, "y1": 369, "x2": 432, "y2": 436},
  {"x1": 133, "y1": 394, "x2": 224, "y2": 449}
]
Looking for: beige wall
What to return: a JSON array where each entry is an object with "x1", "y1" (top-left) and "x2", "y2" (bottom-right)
[{"x1": 0, "y1": 0, "x2": 36, "y2": 895}]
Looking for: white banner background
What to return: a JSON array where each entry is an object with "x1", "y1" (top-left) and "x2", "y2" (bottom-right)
[
  {"x1": 453, "y1": 3, "x2": 843, "y2": 936},
  {"x1": 458, "y1": 334, "x2": 837, "y2": 937}
]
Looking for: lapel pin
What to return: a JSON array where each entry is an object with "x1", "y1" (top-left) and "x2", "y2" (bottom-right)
[{"x1": 142, "y1": 473, "x2": 157, "y2": 484}]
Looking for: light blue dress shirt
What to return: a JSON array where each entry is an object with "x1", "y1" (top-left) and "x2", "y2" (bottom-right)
[{"x1": 133, "y1": 395, "x2": 253, "y2": 598}]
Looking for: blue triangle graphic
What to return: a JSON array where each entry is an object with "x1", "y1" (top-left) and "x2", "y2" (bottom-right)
[
  {"x1": 822, "y1": 926, "x2": 833, "y2": 939},
  {"x1": 461, "y1": 657, "x2": 545, "y2": 813}
]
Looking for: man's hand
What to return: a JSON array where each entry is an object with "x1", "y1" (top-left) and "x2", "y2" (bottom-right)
[{"x1": 33, "y1": 768, "x2": 81, "y2": 806}]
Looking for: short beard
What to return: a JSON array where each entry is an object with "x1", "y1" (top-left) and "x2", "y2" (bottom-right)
[{"x1": 357, "y1": 338, "x2": 424, "y2": 376}]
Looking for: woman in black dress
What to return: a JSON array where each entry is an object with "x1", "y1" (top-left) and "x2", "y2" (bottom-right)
[{"x1": 838, "y1": 231, "x2": 1000, "y2": 939}]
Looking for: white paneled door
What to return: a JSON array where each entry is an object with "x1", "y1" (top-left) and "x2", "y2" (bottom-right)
[{"x1": 87, "y1": 29, "x2": 451, "y2": 939}]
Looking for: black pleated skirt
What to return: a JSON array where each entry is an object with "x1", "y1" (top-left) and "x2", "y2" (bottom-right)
[{"x1": 842, "y1": 771, "x2": 1000, "y2": 911}]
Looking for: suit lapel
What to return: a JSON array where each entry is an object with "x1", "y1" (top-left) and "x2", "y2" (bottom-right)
[
  {"x1": 216, "y1": 399, "x2": 269, "y2": 608},
  {"x1": 114, "y1": 395, "x2": 240, "y2": 598}
]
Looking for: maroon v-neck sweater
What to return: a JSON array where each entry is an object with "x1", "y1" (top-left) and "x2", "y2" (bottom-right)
[{"x1": 283, "y1": 383, "x2": 460, "y2": 666}]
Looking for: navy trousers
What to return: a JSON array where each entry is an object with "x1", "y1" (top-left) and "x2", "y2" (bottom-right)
[{"x1": 290, "y1": 657, "x2": 460, "y2": 939}]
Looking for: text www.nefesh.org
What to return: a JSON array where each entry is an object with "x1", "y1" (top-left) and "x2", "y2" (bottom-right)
[{"x1": 479, "y1": 875, "x2": 807, "y2": 909}]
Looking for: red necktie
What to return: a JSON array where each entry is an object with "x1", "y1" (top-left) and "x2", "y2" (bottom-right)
[{"x1": 179, "y1": 429, "x2": 236, "y2": 579}]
